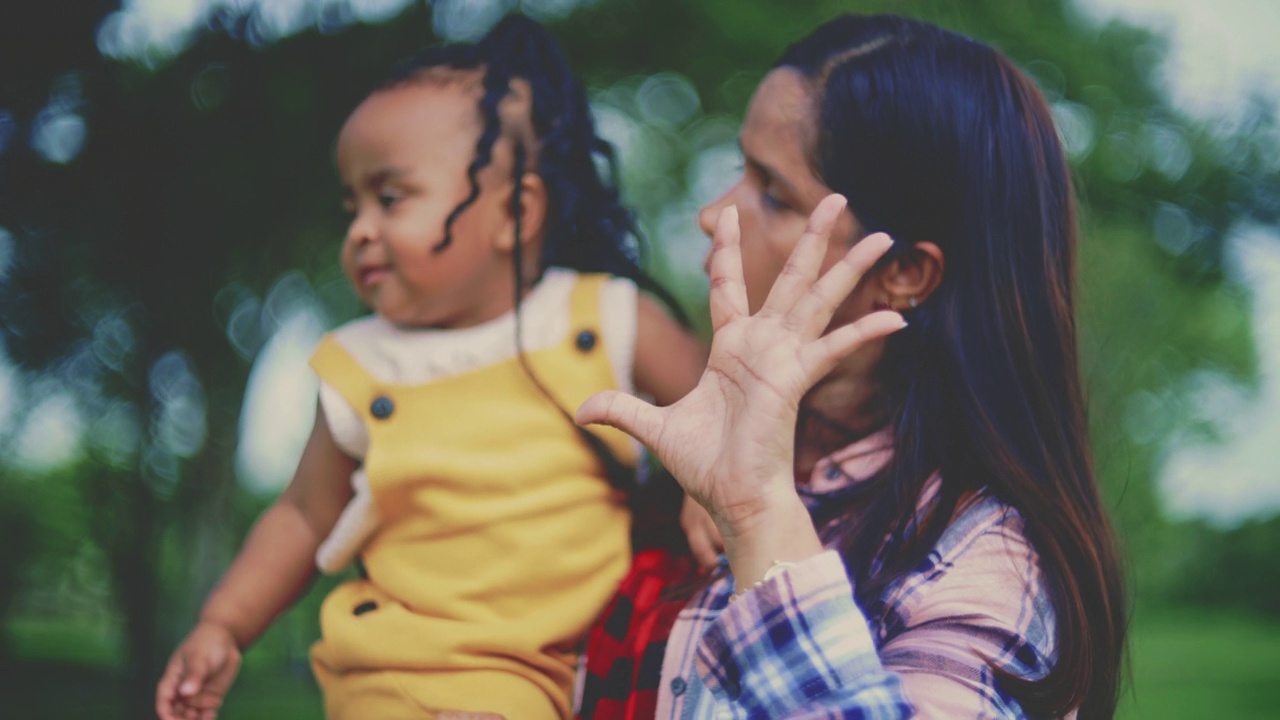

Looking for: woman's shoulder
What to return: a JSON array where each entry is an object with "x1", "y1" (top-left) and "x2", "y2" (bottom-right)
[
  {"x1": 881, "y1": 490, "x2": 1057, "y2": 678},
  {"x1": 916, "y1": 491, "x2": 1043, "y2": 600},
  {"x1": 937, "y1": 491, "x2": 1029, "y2": 558}
]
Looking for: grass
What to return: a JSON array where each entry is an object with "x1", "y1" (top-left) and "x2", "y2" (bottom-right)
[
  {"x1": 2, "y1": 659, "x2": 324, "y2": 720},
  {"x1": 3, "y1": 615, "x2": 324, "y2": 720},
  {"x1": 6, "y1": 607, "x2": 1279, "y2": 718},
  {"x1": 1118, "y1": 608, "x2": 1280, "y2": 719}
]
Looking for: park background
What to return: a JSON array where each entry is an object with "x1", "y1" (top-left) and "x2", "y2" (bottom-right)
[{"x1": 2, "y1": 0, "x2": 1279, "y2": 717}]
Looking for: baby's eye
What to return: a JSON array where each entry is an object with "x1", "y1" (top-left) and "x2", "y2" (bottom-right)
[{"x1": 378, "y1": 192, "x2": 402, "y2": 209}]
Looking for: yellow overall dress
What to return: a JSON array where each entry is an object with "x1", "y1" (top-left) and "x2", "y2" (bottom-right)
[{"x1": 308, "y1": 274, "x2": 636, "y2": 719}]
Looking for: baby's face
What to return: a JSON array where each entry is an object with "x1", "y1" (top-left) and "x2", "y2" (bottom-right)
[{"x1": 336, "y1": 79, "x2": 516, "y2": 329}]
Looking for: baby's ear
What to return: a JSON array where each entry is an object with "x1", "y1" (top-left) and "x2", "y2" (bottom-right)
[{"x1": 495, "y1": 172, "x2": 548, "y2": 253}]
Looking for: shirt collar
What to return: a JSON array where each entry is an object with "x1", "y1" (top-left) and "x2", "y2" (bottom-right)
[{"x1": 805, "y1": 427, "x2": 895, "y2": 494}]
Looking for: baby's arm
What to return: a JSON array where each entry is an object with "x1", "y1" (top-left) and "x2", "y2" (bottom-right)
[
  {"x1": 632, "y1": 294, "x2": 706, "y2": 408},
  {"x1": 315, "y1": 466, "x2": 379, "y2": 573},
  {"x1": 632, "y1": 295, "x2": 721, "y2": 565},
  {"x1": 156, "y1": 401, "x2": 356, "y2": 720}
]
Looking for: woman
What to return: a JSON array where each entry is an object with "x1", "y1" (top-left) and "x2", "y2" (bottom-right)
[{"x1": 576, "y1": 13, "x2": 1126, "y2": 719}]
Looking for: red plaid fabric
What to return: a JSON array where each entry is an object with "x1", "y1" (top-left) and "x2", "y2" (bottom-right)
[{"x1": 576, "y1": 547, "x2": 698, "y2": 720}]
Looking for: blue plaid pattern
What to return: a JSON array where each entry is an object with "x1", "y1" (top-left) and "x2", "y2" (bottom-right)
[{"x1": 659, "y1": 496, "x2": 1056, "y2": 719}]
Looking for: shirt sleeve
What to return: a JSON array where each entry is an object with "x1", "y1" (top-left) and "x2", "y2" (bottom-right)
[
  {"x1": 694, "y1": 551, "x2": 913, "y2": 719},
  {"x1": 693, "y1": 510, "x2": 1053, "y2": 719},
  {"x1": 317, "y1": 379, "x2": 368, "y2": 459}
]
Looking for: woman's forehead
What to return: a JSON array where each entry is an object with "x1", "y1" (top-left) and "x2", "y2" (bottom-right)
[{"x1": 742, "y1": 70, "x2": 821, "y2": 182}]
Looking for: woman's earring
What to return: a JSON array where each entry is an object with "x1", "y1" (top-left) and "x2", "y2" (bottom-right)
[{"x1": 908, "y1": 296, "x2": 919, "y2": 309}]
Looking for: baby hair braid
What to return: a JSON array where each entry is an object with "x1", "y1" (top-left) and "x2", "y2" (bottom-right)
[{"x1": 381, "y1": 13, "x2": 686, "y2": 319}]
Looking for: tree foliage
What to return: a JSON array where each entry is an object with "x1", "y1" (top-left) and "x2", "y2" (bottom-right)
[{"x1": 1, "y1": 0, "x2": 1277, "y2": 715}]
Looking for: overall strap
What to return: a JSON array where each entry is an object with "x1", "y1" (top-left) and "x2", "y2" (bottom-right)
[
  {"x1": 309, "y1": 334, "x2": 381, "y2": 424},
  {"x1": 567, "y1": 273, "x2": 607, "y2": 337}
]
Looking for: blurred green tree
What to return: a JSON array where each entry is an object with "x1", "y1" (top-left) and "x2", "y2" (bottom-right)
[{"x1": 0, "y1": 0, "x2": 1277, "y2": 716}]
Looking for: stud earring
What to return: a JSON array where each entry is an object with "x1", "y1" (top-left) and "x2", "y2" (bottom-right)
[{"x1": 908, "y1": 296, "x2": 919, "y2": 309}]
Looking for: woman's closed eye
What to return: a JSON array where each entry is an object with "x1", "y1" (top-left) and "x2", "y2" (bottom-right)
[
  {"x1": 761, "y1": 187, "x2": 792, "y2": 213},
  {"x1": 741, "y1": 158, "x2": 795, "y2": 214}
]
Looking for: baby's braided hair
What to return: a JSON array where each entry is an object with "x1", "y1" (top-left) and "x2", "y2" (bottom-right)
[{"x1": 382, "y1": 14, "x2": 684, "y2": 315}]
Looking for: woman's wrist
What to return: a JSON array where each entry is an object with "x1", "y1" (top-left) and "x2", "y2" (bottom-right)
[{"x1": 718, "y1": 487, "x2": 824, "y2": 592}]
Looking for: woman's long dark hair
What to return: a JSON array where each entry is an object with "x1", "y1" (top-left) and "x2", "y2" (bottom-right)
[{"x1": 779, "y1": 15, "x2": 1126, "y2": 718}]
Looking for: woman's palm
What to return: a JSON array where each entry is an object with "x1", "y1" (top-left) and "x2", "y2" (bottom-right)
[{"x1": 578, "y1": 196, "x2": 905, "y2": 531}]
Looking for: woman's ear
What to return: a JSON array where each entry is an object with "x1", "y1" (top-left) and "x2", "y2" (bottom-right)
[
  {"x1": 879, "y1": 241, "x2": 944, "y2": 309},
  {"x1": 495, "y1": 172, "x2": 548, "y2": 254}
]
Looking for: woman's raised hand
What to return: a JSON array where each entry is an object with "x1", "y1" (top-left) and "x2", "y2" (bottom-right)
[{"x1": 576, "y1": 194, "x2": 904, "y2": 539}]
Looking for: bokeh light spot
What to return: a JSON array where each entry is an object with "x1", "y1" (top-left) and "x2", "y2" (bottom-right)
[
  {"x1": 1051, "y1": 100, "x2": 1097, "y2": 162},
  {"x1": 190, "y1": 63, "x2": 232, "y2": 111},
  {"x1": 0, "y1": 111, "x2": 15, "y2": 156},
  {"x1": 1153, "y1": 202, "x2": 1196, "y2": 256},
  {"x1": 13, "y1": 385, "x2": 84, "y2": 473},
  {"x1": 431, "y1": 0, "x2": 511, "y2": 42},
  {"x1": 0, "y1": 226, "x2": 13, "y2": 282},
  {"x1": 30, "y1": 109, "x2": 87, "y2": 165},
  {"x1": 636, "y1": 73, "x2": 701, "y2": 127}
]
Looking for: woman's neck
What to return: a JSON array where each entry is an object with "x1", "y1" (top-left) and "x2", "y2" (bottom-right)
[{"x1": 794, "y1": 372, "x2": 887, "y2": 484}]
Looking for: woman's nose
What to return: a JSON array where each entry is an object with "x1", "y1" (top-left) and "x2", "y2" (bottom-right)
[
  {"x1": 697, "y1": 198, "x2": 723, "y2": 239},
  {"x1": 698, "y1": 187, "x2": 736, "y2": 239}
]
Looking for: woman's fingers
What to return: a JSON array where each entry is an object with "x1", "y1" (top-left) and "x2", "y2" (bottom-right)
[
  {"x1": 791, "y1": 232, "x2": 895, "y2": 338},
  {"x1": 576, "y1": 390, "x2": 664, "y2": 450},
  {"x1": 802, "y1": 310, "x2": 907, "y2": 380},
  {"x1": 760, "y1": 194, "x2": 847, "y2": 320},
  {"x1": 707, "y1": 205, "x2": 749, "y2": 331}
]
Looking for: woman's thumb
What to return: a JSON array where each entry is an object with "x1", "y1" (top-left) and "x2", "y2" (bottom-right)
[{"x1": 576, "y1": 390, "x2": 661, "y2": 446}]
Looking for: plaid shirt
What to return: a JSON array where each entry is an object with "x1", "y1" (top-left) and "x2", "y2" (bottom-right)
[{"x1": 580, "y1": 432, "x2": 1060, "y2": 719}]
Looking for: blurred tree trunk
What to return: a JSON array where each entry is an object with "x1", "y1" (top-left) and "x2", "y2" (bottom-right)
[{"x1": 87, "y1": 467, "x2": 162, "y2": 717}]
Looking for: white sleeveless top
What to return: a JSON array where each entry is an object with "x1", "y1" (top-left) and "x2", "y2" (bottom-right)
[{"x1": 318, "y1": 268, "x2": 638, "y2": 460}]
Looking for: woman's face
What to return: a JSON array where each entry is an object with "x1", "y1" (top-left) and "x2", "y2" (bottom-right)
[{"x1": 698, "y1": 68, "x2": 874, "y2": 323}]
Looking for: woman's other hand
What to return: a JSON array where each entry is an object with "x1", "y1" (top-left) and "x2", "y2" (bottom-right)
[{"x1": 680, "y1": 495, "x2": 723, "y2": 567}]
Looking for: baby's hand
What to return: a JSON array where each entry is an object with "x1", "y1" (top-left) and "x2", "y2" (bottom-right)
[
  {"x1": 156, "y1": 621, "x2": 242, "y2": 720},
  {"x1": 680, "y1": 495, "x2": 723, "y2": 567}
]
